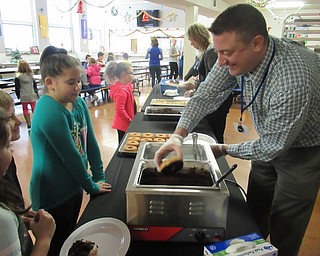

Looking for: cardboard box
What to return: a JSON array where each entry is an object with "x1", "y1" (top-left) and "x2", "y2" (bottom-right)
[{"x1": 204, "y1": 233, "x2": 278, "y2": 256}]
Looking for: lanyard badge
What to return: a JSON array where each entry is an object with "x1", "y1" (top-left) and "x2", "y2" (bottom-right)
[{"x1": 237, "y1": 41, "x2": 276, "y2": 133}]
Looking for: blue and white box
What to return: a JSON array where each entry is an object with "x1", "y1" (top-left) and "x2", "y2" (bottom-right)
[{"x1": 204, "y1": 233, "x2": 278, "y2": 256}]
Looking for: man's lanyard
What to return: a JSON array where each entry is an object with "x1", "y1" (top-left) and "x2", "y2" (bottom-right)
[{"x1": 238, "y1": 41, "x2": 276, "y2": 132}]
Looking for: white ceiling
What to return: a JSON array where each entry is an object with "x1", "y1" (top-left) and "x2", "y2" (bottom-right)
[{"x1": 145, "y1": 0, "x2": 320, "y2": 18}]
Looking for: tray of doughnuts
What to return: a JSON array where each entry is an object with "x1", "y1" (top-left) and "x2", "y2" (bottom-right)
[{"x1": 118, "y1": 132, "x2": 172, "y2": 156}]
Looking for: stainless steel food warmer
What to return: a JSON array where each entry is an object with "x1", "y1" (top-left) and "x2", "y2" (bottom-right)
[{"x1": 126, "y1": 142, "x2": 230, "y2": 243}]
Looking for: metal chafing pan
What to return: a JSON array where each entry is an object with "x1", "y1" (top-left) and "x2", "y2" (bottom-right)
[
  {"x1": 141, "y1": 143, "x2": 207, "y2": 161},
  {"x1": 144, "y1": 106, "x2": 184, "y2": 121},
  {"x1": 137, "y1": 160, "x2": 217, "y2": 188},
  {"x1": 126, "y1": 143, "x2": 230, "y2": 236}
]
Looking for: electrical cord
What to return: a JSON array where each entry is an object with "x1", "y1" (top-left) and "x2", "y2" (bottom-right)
[{"x1": 224, "y1": 179, "x2": 247, "y2": 201}]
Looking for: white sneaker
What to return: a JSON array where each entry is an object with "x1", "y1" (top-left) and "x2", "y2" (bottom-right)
[{"x1": 90, "y1": 95, "x2": 98, "y2": 103}]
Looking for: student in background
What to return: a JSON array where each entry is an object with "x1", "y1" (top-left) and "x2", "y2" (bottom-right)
[
  {"x1": 31, "y1": 46, "x2": 112, "y2": 256},
  {"x1": 96, "y1": 52, "x2": 105, "y2": 67},
  {"x1": 145, "y1": 36, "x2": 163, "y2": 87},
  {"x1": 86, "y1": 57, "x2": 101, "y2": 103},
  {"x1": 14, "y1": 60, "x2": 38, "y2": 129},
  {"x1": 105, "y1": 61, "x2": 135, "y2": 143},
  {"x1": 0, "y1": 107, "x2": 56, "y2": 256},
  {"x1": 83, "y1": 54, "x2": 91, "y2": 69},
  {"x1": 123, "y1": 52, "x2": 131, "y2": 63},
  {"x1": 107, "y1": 52, "x2": 115, "y2": 62},
  {"x1": 168, "y1": 38, "x2": 180, "y2": 79}
]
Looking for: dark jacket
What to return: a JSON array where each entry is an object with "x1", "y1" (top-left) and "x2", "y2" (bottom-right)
[{"x1": 184, "y1": 44, "x2": 217, "y2": 82}]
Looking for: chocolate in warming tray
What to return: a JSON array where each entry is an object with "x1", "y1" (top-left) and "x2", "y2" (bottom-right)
[
  {"x1": 118, "y1": 132, "x2": 172, "y2": 155},
  {"x1": 150, "y1": 99, "x2": 189, "y2": 106}
]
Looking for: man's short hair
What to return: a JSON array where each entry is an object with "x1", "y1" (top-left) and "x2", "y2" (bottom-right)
[{"x1": 209, "y1": 4, "x2": 268, "y2": 44}]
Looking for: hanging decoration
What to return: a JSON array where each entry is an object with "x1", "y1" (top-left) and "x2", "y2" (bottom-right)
[
  {"x1": 81, "y1": 18, "x2": 88, "y2": 39},
  {"x1": 54, "y1": 0, "x2": 115, "y2": 13},
  {"x1": 110, "y1": 28, "x2": 184, "y2": 38},
  {"x1": 123, "y1": 12, "x2": 132, "y2": 23},
  {"x1": 248, "y1": 0, "x2": 275, "y2": 8},
  {"x1": 77, "y1": 0, "x2": 83, "y2": 13},
  {"x1": 168, "y1": 11, "x2": 177, "y2": 22},
  {"x1": 39, "y1": 15, "x2": 49, "y2": 38},
  {"x1": 111, "y1": 6, "x2": 118, "y2": 16}
]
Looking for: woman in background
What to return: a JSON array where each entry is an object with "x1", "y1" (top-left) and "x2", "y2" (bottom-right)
[
  {"x1": 15, "y1": 60, "x2": 38, "y2": 129},
  {"x1": 105, "y1": 61, "x2": 135, "y2": 143},
  {"x1": 184, "y1": 22, "x2": 233, "y2": 143},
  {"x1": 168, "y1": 38, "x2": 180, "y2": 79},
  {"x1": 145, "y1": 36, "x2": 163, "y2": 87}
]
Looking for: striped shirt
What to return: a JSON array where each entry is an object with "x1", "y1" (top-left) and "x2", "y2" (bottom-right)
[{"x1": 177, "y1": 36, "x2": 320, "y2": 162}]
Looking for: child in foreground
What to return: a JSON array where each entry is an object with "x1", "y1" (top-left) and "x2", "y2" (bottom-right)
[{"x1": 30, "y1": 46, "x2": 112, "y2": 256}]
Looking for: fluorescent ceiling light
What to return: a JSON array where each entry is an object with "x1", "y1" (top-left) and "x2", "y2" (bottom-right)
[{"x1": 266, "y1": 1, "x2": 304, "y2": 8}]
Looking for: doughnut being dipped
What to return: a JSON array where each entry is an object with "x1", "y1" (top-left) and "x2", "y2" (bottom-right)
[{"x1": 159, "y1": 156, "x2": 183, "y2": 175}]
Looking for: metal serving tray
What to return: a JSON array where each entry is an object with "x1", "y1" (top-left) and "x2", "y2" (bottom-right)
[
  {"x1": 150, "y1": 98, "x2": 189, "y2": 107},
  {"x1": 137, "y1": 160, "x2": 216, "y2": 188},
  {"x1": 144, "y1": 106, "x2": 184, "y2": 121},
  {"x1": 141, "y1": 143, "x2": 208, "y2": 161},
  {"x1": 118, "y1": 133, "x2": 171, "y2": 156}
]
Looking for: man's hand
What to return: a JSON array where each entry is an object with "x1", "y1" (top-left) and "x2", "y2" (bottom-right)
[
  {"x1": 154, "y1": 134, "x2": 184, "y2": 170},
  {"x1": 211, "y1": 144, "x2": 227, "y2": 159}
]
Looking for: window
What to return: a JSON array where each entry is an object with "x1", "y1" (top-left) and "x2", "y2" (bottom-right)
[
  {"x1": 0, "y1": 0, "x2": 35, "y2": 51},
  {"x1": 48, "y1": 27, "x2": 72, "y2": 50},
  {"x1": 46, "y1": 0, "x2": 73, "y2": 51},
  {"x1": 86, "y1": 5, "x2": 105, "y2": 51},
  {"x1": 2, "y1": 24, "x2": 34, "y2": 51}
]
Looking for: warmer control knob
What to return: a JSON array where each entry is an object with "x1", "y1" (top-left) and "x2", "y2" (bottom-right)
[{"x1": 194, "y1": 231, "x2": 206, "y2": 242}]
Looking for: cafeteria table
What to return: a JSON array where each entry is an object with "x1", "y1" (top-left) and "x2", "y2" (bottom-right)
[{"x1": 77, "y1": 112, "x2": 259, "y2": 256}]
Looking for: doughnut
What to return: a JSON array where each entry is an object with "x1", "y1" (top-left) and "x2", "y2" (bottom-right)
[
  {"x1": 126, "y1": 140, "x2": 139, "y2": 146},
  {"x1": 128, "y1": 132, "x2": 141, "y2": 137},
  {"x1": 123, "y1": 144, "x2": 138, "y2": 152},
  {"x1": 154, "y1": 138, "x2": 166, "y2": 142},
  {"x1": 142, "y1": 133, "x2": 154, "y2": 138},
  {"x1": 160, "y1": 156, "x2": 184, "y2": 174},
  {"x1": 155, "y1": 133, "x2": 167, "y2": 138},
  {"x1": 127, "y1": 136, "x2": 141, "y2": 142},
  {"x1": 166, "y1": 134, "x2": 172, "y2": 139},
  {"x1": 140, "y1": 137, "x2": 153, "y2": 142}
]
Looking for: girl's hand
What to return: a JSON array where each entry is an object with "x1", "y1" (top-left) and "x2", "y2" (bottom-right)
[
  {"x1": 30, "y1": 209, "x2": 56, "y2": 242},
  {"x1": 97, "y1": 181, "x2": 112, "y2": 193},
  {"x1": 21, "y1": 210, "x2": 37, "y2": 230}
]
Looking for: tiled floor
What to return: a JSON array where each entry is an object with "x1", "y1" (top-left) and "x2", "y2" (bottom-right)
[{"x1": 12, "y1": 84, "x2": 319, "y2": 255}]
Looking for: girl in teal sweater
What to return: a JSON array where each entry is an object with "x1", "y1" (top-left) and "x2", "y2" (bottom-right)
[{"x1": 30, "y1": 46, "x2": 112, "y2": 256}]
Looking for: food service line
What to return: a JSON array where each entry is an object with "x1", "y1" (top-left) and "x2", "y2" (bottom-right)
[{"x1": 77, "y1": 111, "x2": 259, "y2": 256}]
